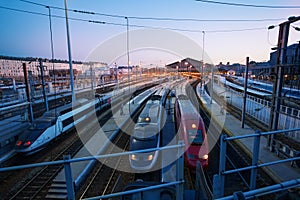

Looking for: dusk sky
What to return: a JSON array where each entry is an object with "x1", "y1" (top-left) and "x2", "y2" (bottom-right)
[{"x1": 0, "y1": 0, "x2": 299, "y2": 67}]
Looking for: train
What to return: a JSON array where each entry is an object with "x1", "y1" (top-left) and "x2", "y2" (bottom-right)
[
  {"x1": 15, "y1": 95, "x2": 111, "y2": 155},
  {"x1": 129, "y1": 88, "x2": 168, "y2": 171},
  {"x1": 175, "y1": 94, "x2": 209, "y2": 170}
]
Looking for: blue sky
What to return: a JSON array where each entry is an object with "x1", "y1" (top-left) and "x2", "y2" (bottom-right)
[{"x1": 0, "y1": 0, "x2": 299, "y2": 66}]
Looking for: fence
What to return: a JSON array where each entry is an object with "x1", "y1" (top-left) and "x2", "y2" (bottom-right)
[
  {"x1": 0, "y1": 143, "x2": 185, "y2": 200},
  {"x1": 213, "y1": 128, "x2": 300, "y2": 199}
]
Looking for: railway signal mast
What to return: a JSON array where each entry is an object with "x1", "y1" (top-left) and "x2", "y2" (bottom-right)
[{"x1": 268, "y1": 16, "x2": 300, "y2": 151}]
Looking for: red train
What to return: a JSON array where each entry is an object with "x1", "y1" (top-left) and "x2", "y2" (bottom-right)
[{"x1": 175, "y1": 94, "x2": 209, "y2": 171}]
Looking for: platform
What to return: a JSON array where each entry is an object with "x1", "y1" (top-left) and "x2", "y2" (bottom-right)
[{"x1": 197, "y1": 82, "x2": 300, "y2": 183}]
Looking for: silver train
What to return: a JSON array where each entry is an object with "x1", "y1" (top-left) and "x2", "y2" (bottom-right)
[
  {"x1": 15, "y1": 95, "x2": 111, "y2": 155},
  {"x1": 129, "y1": 88, "x2": 168, "y2": 171}
]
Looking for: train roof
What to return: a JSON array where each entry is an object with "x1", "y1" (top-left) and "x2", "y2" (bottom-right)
[
  {"x1": 177, "y1": 94, "x2": 200, "y2": 119},
  {"x1": 138, "y1": 99, "x2": 160, "y2": 123}
]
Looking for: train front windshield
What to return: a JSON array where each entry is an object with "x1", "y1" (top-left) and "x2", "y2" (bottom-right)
[
  {"x1": 30, "y1": 121, "x2": 52, "y2": 130},
  {"x1": 188, "y1": 129, "x2": 203, "y2": 145}
]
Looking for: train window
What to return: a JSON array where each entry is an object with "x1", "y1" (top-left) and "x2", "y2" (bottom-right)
[
  {"x1": 287, "y1": 108, "x2": 292, "y2": 115},
  {"x1": 30, "y1": 121, "x2": 52, "y2": 130},
  {"x1": 293, "y1": 109, "x2": 298, "y2": 116},
  {"x1": 188, "y1": 129, "x2": 203, "y2": 145}
]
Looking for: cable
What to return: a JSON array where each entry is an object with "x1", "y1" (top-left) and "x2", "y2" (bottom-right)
[
  {"x1": 195, "y1": 0, "x2": 300, "y2": 9},
  {"x1": 18, "y1": 0, "x2": 287, "y2": 22},
  {"x1": 0, "y1": 5, "x2": 270, "y2": 33},
  {"x1": 205, "y1": 27, "x2": 266, "y2": 33}
]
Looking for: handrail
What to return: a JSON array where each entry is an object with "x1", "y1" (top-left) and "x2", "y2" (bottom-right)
[
  {"x1": 213, "y1": 128, "x2": 300, "y2": 198},
  {"x1": 0, "y1": 144, "x2": 184, "y2": 173}
]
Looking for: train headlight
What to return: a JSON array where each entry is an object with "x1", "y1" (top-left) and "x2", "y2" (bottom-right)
[
  {"x1": 147, "y1": 154, "x2": 153, "y2": 161},
  {"x1": 191, "y1": 123, "x2": 197, "y2": 129},
  {"x1": 201, "y1": 154, "x2": 208, "y2": 160},
  {"x1": 131, "y1": 154, "x2": 137, "y2": 161}
]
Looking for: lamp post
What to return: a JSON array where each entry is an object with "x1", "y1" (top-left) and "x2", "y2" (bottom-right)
[
  {"x1": 125, "y1": 17, "x2": 130, "y2": 91},
  {"x1": 46, "y1": 6, "x2": 56, "y2": 100},
  {"x1": 64, "y1": 0, "x2": 75, "y2": 102},
  {"x1": 201, "y1": 31, "x2": 205, "y2": 79}
]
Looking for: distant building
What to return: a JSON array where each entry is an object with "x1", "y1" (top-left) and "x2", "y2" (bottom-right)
[
  {"x1": 166, "y1": 57, "x2": 202, "y2": 73},
  {"x1": 270, "y1": 42, "x2": 300, "y2": 87}
]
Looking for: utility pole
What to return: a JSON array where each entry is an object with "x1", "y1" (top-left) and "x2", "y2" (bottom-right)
[
  {"x1": 23, "y1": 63, "x2": 34, "y2": 122},
  {"x1": 241, "y1": 57, "x2": 249, "y2": 128},
  {"x1": 268, "y1": 16, "x2": 300, "y2": 150},
  {"x1": 64, "y1": 0, "x2": 76, "y2": 102},
  {"x1": 39, "y1": 59, "x2": 49, "y2": 111}
]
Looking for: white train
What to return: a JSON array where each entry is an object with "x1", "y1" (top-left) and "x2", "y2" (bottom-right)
[
  {"x1": 129, "y1": 88, "x2": 168, "y2": 171},
  {"x1": 15, "y1": 95, "x2": 111, "y2": 155}
]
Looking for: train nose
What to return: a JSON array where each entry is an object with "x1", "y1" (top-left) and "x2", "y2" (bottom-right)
[{"x1": 16, "y1": 140, "x2": 31, "y2": 148}]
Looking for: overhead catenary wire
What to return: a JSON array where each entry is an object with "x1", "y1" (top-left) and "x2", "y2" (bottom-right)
[
  {"x1": 18, "y1": 0, "x2": 288, "y2": 23},
  {"x1": 195, "y1": 0, "x2": 300, "y2": 9},
  {"x1": 0, "y1": 5, "x2": 273, "y2": 34}
]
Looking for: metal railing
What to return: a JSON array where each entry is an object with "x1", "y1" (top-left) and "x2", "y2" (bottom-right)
[
  {"x1": 0, "y1": 143, "x2": 185, "y2": 200},
  {"x1": 213, "y1": 128, "x2": 300, "y2": 199}
]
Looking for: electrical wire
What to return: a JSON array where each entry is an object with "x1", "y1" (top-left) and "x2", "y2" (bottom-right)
[
  {"x1": 195, "y1": 0, "x2": 300, "y2": 9},
  {"x1": 18, "y1": 0, "x2": 287, "y2": 22},
  {"x1": 0, "y1": 5, "x2": 271, "y2": 34}
]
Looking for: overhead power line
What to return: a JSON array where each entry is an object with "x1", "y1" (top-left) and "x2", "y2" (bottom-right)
[
  {"x1": 0, "y1": 5, "x2": 273, "y2": 33},
  {"x1": 18, "y1": 0, "x2": 287, "y2": 22},
  {"x1": 195, "y1": 0, "x2": 300, "y2": 9}
]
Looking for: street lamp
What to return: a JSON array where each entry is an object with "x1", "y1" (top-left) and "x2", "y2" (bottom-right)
[
  {"x1": 201, "y1": 31, "x2": 205, "y2": 79},
  {"x1": 185, "y1": 61, "x2": 188, "y2": 73},
  {"x1": 125, "y1": 17, "x2": 130, "y2": 91},
  {"x1": 45, "y1": 6, "x2": 55, "y2": 99}
]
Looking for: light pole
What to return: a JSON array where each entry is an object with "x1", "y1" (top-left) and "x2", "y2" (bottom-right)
[
  {"x1": 201, "y1": 31, "x2": 205, "y2": 79},
  {"x1": 46, "y1": 6, "x2": 56, "y2": 101},
  {"x1": 64, "y1": 0, "x2": 76, "y2": 103},
  {"x1": 125, "y1": 17, "x2": 130, "y2": 91}
]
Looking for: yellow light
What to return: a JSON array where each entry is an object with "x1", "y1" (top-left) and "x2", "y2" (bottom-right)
[
  {"x1": 147, "y1": 154, "x2": 153, "y2": 161},
  {"x1": 145, "y1": 117, "x2": 150, "y2": 122},
  {"x1": 202, "y1": 154, "x2": 208, "y2": 160},
  {"x1": 192, "y1": 123, "x2": 197, "y2": 129},
  {"x1": 131, "y1": 154, "x2": 137, "y2": 161}
]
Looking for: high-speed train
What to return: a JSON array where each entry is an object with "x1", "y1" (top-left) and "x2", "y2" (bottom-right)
[
  {"x1": 15, "y1": 95, "x2": 111, "y2": 154},
  {"x1": 175, "y1": 94, "x2": 209, "y2": 170},
  {"x1": 129, "y1": 89, "x2": 168, "y2": 171}
]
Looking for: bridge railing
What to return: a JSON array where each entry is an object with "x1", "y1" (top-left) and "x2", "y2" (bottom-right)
[
  {"x1": 0, "y1": 143, "x2": 185, "y2": 200},
  {"x1": 213, "y1": 128, "x2": 300, "y2": 199}
]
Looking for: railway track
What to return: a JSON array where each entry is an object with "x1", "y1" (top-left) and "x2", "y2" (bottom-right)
[
  {"x1": 6, "y1": 104, "x2": 116, "y2": 199},
  {"x1": 0, "y1": 96, "x2": 127, "y2": 199},
  {"x1": 77, "y1": 130, "x2": 133, "y2": 199}
]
